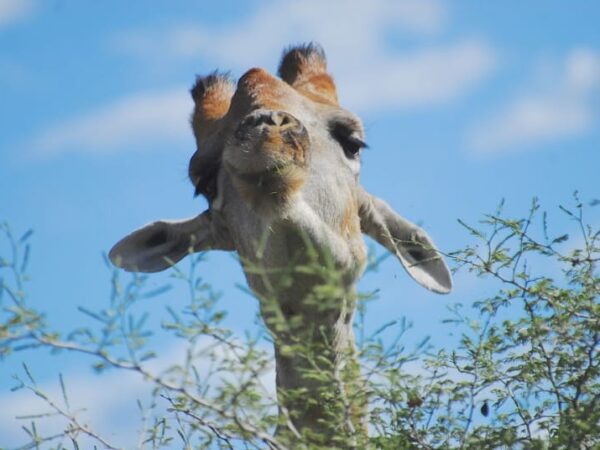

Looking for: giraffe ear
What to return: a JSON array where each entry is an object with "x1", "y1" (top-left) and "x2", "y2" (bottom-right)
[
  {"x1": 109, "y1": 210, "x2": 233, "y2": 273},
  {"x1": 358, "y1": 190, "x2": 452, "y2": 294}
]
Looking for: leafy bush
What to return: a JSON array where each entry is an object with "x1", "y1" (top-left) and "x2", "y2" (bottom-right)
[{"x1": 1, "y1": 195, "x2": 598, "y2": 449}]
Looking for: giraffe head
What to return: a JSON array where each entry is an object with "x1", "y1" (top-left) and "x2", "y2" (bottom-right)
[{"x1": 109, "y1": 44, "x2": 452, "y2": 295}]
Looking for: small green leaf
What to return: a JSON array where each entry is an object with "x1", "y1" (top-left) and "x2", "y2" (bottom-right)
[
  {"x1": 19, "y1": 229, "x2": 34, "y2": 244},
  {"x1": 59, "y1": 373, "x2": 70, "y2": 409},
  {"x1": 142, "y1": 284, "x2": 172, "y2": 299},
  {"x1": 22, "y1": 363, "x2": 35, "y2": 385},
  {"x1": 20, "y1": 244, "x2": 30, "y2": 273},
  {"x1": 140, "y1": 351, "x2": 156, "y2": 361},
  {"x1": 77, "y1": 306, "x2": 108, "y2": 323},
  {"x1": 551, "y1": 234, "x2": 569, "y2": 244}
]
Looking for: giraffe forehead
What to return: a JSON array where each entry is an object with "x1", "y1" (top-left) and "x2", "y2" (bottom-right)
[
  {"x1": 233, "y1": 68, "x2": 313, "y2": 113},
  {"x1": 239, "y1": 67, "x2": 282, "y2": 92}
]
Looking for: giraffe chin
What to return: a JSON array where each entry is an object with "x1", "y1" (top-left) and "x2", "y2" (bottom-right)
[{"x1": 224, "y1": 161, "x2": 307, "y2": 212}]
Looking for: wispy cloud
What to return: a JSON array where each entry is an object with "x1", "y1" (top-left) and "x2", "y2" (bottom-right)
[
  {"x1": 31, "y1": 88, "x2": 193, "y2": 157},
  {"x1": 0, "y1": 340, "x2": 276, "y2": 448},
  {"x1": 339, "y1": 40, "x2": 495, "y2": 111},
  {"x1": 32, "y1": 0, "x2": 495, "y2": 157},
  {"x1": 0, "y1": 0, "x2": 34, "y2": 28},
  {"x1": 468, "y1": 49, "x2": 600, "y2": 155},
  {"x1": 112, "y1": 0, "x2": 495, "y2": 113},
  {"x1": 0, "y1": 369, "x2": 148, "y2": 448},
  {"x1": 114, "y1": 0, "x2": 446, "y2": 67}
]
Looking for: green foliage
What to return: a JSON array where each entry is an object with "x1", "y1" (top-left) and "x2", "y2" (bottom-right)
[{"x1": 1, "y1": 194, "x2": 598, "y2": 449}]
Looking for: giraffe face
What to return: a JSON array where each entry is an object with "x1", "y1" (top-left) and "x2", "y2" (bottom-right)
[
  {"x1": 110, "y1": 44, "x2": 452, "y2": 296},
  {"x1": 188, "y1": 54, "x2": 367, "y2": 222}
]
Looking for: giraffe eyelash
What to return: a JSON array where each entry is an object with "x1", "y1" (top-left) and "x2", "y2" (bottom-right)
[{"x1": 329, "y1": 122, "x2": 368, "y2": 158}]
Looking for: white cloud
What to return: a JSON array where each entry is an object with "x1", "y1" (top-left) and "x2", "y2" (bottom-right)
[
  {"x1": 33, "y1": 0, "x2": 495, "y2": 157},
  {"x1": 468, "y1": 49, "x2": 600, "y2": 155},
  {"x1": 31, "y1": 88, "x2": 193, "y2": 156},
  {"x1": 114, "y1": 0, "x2": 446, "y2": 67},
  {"x1": 0, "y1": 369, "x2": 148, "y2": 448},
  {"x1": 112, "y1": 0, "x2": 494, "y2": 113},
  {"x1": 339, "y1": 40, "x2": 495, "y2": 111},
  {"x1": 0, "y1": 0, "x2": 34, "y2": 28},
  {"x1": 0, "y1": 340, "x2": 276, "y2": 448}
]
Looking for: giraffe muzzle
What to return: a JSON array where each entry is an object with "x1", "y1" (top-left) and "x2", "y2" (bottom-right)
[{"x1": 233, "y1": 109, "x2": 309, "y2": 168}]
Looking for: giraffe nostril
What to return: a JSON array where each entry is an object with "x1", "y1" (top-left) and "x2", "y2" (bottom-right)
[
  {"x1": 262, "y1": 114, "x2": 277, "y2": 126},
  {"x1": 242, "y1": 112, "x2": 276, "y2": 128},
  {"x1": 239, "y1": 111, "x2": 301, "y2": 134},
  {"x1": 278, "y1": 113, "x2": 291, "y2": 126}
]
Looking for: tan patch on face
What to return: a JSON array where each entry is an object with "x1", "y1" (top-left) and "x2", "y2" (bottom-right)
[
  {"x1": 341, "y1": 200, "x2": 361, "y2": 239},
  {"x1": 237, "y1": 68, "x2": 290, "y2": 111},
  {"x1": 262, "y1": 128, "x2": 308, "y2": 167},
  {"x1": 295, "y1": 73, "x2": 338, "y2": 106},
  {"x1": 228, "y1": 163, "x2": 307, "y2": 212},
  {"x1": 341, "y1": 198, "x2": 367, "y2": 274},
  {"x1": 239, "y1": 67, "x2": 275, "y2": 88}
]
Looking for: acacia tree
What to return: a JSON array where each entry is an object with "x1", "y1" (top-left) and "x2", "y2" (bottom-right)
[{"x1": 1, "y1": 194, "x2": 598, "y2": 449}]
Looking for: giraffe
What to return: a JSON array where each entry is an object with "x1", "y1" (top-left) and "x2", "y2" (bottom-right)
[{"x1": 109, "y1": 43, "x2": 452, "y2": 447}]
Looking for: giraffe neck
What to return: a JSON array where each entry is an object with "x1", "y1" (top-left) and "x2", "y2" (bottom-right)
[{"x1": 263, "y1": 293, "x2": 367, "y2": 447}]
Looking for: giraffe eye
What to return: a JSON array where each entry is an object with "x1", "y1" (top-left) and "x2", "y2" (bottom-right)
[{"x1": 330, "y1": 122, "x2": 368, "y2": 159}]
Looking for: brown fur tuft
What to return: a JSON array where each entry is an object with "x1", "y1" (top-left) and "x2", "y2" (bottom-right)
[
  {"x1": 190, "y1": 72, "x2": 235, "y2": 132},
  {"x1": 278, "y1": 43, "x2": 338, "y2": 105},
  {"x1": 278, "y1": 43, "x2": 327, "y2": 84},
  {"x1": 190, "y1": 72, "x2": 234, "y2": 105}
]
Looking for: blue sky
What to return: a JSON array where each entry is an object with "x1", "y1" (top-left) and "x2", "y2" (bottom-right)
[{"x1": 1, "y1": 0, "x2": 599, "y2": 447}]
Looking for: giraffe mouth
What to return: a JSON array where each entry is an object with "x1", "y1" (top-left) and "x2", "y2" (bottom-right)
[
  {"x1": 225, "y1": 163, "x2": 297, "y2": 185},
  {"x1": 224, "y1": 159, "x2": 307, "y2": 205}
]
